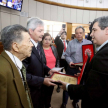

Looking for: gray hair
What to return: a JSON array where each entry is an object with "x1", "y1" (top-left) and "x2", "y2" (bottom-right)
[
  {"x1": 1, "y1": 24, "x2": 28, "y2": 51},
  {"x1": 92, "y1": 16, "x2": 108, "y2": 30},
  {"x1": 27, "y1": 17, "x2": 44, "y2": 31},
  {"x1": 75, "y1": 26, "x2": 85, "y2": 33}
]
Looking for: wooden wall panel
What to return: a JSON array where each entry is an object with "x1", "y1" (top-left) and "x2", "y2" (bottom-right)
[
  {"x1": 66, "y1": 23, "x2": 72, "y2": 40},
  {"x1": 43, "y1": 4, "x2": 51, "y2": 20},
  {"x1": 51, "y1": 5, "x2": 57, "y2": 21},
  {"x1": 28, "y1": 0, "x2": 36, "y2": 17},
  {"x1": 37, "y1": 2, "x2": 44, "y2": 19},
  {"x1": 57, "y1": 6, "x2": 64, "y2": 22}
]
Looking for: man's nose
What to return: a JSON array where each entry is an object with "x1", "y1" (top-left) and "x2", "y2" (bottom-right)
[{"x1": 42, "y1": 31, "x2": 44, "y2": 36}]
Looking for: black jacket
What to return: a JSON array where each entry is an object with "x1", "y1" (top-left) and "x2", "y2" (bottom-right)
[
  {"x1": 23, "y1": 43, "x2": 50, "y2": 108},
  {"x1": 41, "y1": 45, "x2": 59, "y2": 68},
  {"x1": 54, "y1": 35, "x2": 69, "y2": 59},
  {"x1": 68, "y1": 43, "x2": 108, "y2": 108}
]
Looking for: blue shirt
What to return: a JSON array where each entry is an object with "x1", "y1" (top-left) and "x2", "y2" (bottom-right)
[{"x1": 64, "y1": 38, "x2": 92, "y2": 64}]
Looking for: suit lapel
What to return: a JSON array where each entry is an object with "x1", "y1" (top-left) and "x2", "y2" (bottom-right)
[
  {"x1": 1, "y1": 51, "x2": 29, "y2": 108},
  {"x1": 89, "y1": 43, "x2": 108, "y2": 67}
]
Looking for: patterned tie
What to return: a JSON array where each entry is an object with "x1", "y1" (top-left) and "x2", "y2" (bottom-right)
[
  {"x1": 37, "y1": 45, "x2": 42, "y2": 59},
  {"x1": 37, "y1": 45, "x2": 40, "y2": 56},
  {"x1": 63, "y1": 40, "x2": 66, "y2": 52},
  {"x1": 20, "y1": 65, "x2": 33, "y2": 108}
]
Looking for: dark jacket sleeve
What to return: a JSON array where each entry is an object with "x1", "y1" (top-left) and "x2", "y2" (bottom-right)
[
  {"x1": 23, "y1": 57, "x2": 44, "y2": 87},
  {"x1": 51, "y1": 45, "x2": 60, "y2": 67},
  {"x1": 68, "y1": 45, "x2": 108, "y2": 101},
  {"x1": 43, "y1": 64, "x2": 51, "y2": 75},
  {"x1": 54, "y1": 35, "x2": 64, "y2": 59}
]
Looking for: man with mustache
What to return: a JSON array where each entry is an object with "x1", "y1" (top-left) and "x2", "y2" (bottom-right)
[
  {"x1": 59, "y1": 16, "x2": 108, "y2": 108},
  {"x1": 0, "y1": 24, "x2": 33, "y2": 108},
  {"x1": 23, "y1": 17, "x2": 57, "y2": 108}
]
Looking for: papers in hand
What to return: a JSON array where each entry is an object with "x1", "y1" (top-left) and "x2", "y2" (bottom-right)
[{"x1": 52, "y1": 67, "x2": 64, "y2": 71}]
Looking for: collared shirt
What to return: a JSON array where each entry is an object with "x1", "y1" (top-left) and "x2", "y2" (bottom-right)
[
  {"x1": 30, "y1": 38, "x2": 38, "y2": 48},
  {"x1": 61, "y1": 39, "x2": 67, "y2": 59},
  {"x1": 64, "y1": 38, "x2": 92, "y2": 64},
  {"x1": 5, "y1": 50, "x2": 23, "y2": 78},
  {"x1": 96, "y1": 40, "x2": 108, "y2": 51},
  {"x1": 61, "y1": 39, "x2": 67, "y2": 48},
  {"x1": 65, "y1": 38, "x2": 92, "y2": 91}
]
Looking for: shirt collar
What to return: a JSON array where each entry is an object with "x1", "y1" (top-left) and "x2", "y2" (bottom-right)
[
  {"x1": 61, "y1": 39, "x2": 66, "y2": 42},
  {"x1": 96, "y1": 40, "x2": 108, "y2": 51},
  {"x1": 76, "y1": 38, "x2": 83, "y2": 43},
  {"x1": 5, "y1": 50, "x2": 22, "y2": 70},
  {"x1": 30, "y1": 38, "x2": 38, "y2": 48}
]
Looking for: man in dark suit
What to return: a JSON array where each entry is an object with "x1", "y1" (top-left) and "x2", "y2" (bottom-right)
[
  {"x1": 23, "y1": 17, "x2": 57, "y2": 108},
  {"x1": 54, "y1": 29, "x2": 69, "y2": 72},
  {"x1": 0, "y1": 24, "x2": 33, "y2": 108},
  {"x1": 59, "y1": 16, "x2": 108, "y2": 108}
]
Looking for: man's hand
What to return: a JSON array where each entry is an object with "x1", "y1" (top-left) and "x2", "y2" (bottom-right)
[
  {"x1": 58, "y1": 80, "x2": 67, "y2": 91},
  {"x1": 43, "y1": 78, "x2": 56, "y2": 86},
  {"x1": 58, "y1": 29, "x2": 64, "y2": 36},
  {"x1": 48, "y1": 70, "x2": 59, "y2": 76},
  {"x1": 74, "y1": 67, "x2": 82, "y2": 77},
  {"x1": 69, "y1": 62, "x2": 75, "y2": 68},
  {"x1": 74, "y1": 73, "x2": 80, "y2": 77}
]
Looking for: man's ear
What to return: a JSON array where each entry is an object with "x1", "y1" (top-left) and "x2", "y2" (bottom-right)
[
  {"x1": 12, "y1": 42, "x2": 19, "y2": 52},
  {"x1": 105, "y1": 27, "x2": 108, "y2": 35},
  {"x1": 29, "y1": 29, "x2": 33, "y2": 35}
]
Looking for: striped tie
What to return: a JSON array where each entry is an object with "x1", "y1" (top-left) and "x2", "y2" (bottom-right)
[{"x1": 21, "y1": 65, "x2": 33, "y2": 108}]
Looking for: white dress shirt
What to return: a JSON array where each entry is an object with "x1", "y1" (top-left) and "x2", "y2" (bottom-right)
[
  {"x1": 30, "y1": 38, "x2": 38, "y2": 48},
  {"x1": 61, "y1": 39, "x2": 67, "y2": 59},
  {"x1": 5, "y1": 50, "x2": 23, "y2": 79}
]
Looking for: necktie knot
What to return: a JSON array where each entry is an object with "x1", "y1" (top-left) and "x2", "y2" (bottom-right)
[{"x1": 20, "y1": 64, "x2": 26, "y2": 79}]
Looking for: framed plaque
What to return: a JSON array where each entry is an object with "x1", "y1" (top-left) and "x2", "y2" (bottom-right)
[
  {"x1": 71, "y1": 62, "x2": 83, "y2": 67},
  {"x1": 51, "y1": 53, "x2": 90, "y2": 85},
  {"x1": 51, "y1": 72, "x2": 78, "y2": 85}
]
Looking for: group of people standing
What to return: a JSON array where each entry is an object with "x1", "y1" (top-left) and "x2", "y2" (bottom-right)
[{"x1": 1, "y1": 16, "x2": 108, "y2": 108}]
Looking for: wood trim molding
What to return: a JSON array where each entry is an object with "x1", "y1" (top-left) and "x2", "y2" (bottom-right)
[{"x1": 35, "y1": 0, "x2": 108, "y2": 11}]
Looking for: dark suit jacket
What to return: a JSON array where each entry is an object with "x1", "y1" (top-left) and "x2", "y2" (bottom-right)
[
  {"x1": 23, "y1": 44, "x2": 50, "y2": 107},
  {"x1": 0, "y1": 51, "x2": 29, "y2": 108},
  {"x1": 68, "y1": 43, "x2": 108, "y2": 108},
  {"x1": 54, "y1": 36, "x2": 69, "y2": 59}
]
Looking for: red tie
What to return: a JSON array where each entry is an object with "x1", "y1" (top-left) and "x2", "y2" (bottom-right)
[{"x1": 63, "y1": 40, "x2": 66, "y2": 52}]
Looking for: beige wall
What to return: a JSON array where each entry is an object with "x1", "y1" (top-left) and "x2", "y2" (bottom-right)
[{"x1": 0, "y1": 0, "x2": 108, "y2": 39}]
